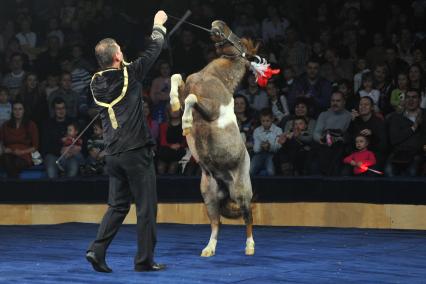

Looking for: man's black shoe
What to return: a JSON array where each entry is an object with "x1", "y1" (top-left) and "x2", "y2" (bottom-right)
[
  {"x1": 135, "y1": 263, "x2": 166, "y2": 272},
  {"x1": 86, "y1": 251, "x2": 112, "y2": 273}
]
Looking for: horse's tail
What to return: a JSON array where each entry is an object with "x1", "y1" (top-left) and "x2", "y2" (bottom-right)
[{"x1": 219, "y1": 197, "x2": 243, "y2": 219}]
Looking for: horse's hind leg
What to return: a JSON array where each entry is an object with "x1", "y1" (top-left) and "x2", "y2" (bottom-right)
[
  {"x1": 233, "y1": 151, "x2": 255, "y2": 255},
  {"x1": 169, "y1": 74, "x2": 184, "y2": 112},
  {"x1": 200, "y1": 172, "x2": 221, "y2": 257}
]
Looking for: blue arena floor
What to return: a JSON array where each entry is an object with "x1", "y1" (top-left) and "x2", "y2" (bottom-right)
[{"x1": 0, "y1": 223, "x2": 425, "y2": 283}]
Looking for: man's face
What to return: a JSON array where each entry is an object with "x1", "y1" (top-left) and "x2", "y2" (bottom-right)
[
  {"x1": 10, "y1": 55, "x2": 23, "y2": 72},
  {"x1": 26, "y1": 74, "x2": 37, "y2": 90},
  {"x1": 405, "y1": 91, "x2": 420, "y2": 111},
  {"x1": 306, "y1": 62, "x2": 320, "y2": 80},
  {"x1": 61, "y1": 74, "x2": 72, "y2": 90},
  {"x1": 330, "y1": 93, "x2": 345, "y2": 112},
  {"x1": 54, "y1": 102, "x2": 66, "y2": 119},
  {"x1": 359, "y1": 98, "x2": 373, "y2": 116}
]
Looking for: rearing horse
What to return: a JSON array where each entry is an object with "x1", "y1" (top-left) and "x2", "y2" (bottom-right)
[{"x1": 169, "y1": 21, "x2": 257, "y2": 256}]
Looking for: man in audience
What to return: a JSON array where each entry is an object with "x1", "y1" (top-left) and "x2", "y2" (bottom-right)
[
  {"x1": 41, "y1": 97, "x2": 78, "y2": 178},
  {"x1": 288, "y1": 57, "x2": 333, "y2": 117},
  {"x1": 385, "y1": 89, "x2": 426, "y2": 176},
  {"x1": 2, "y1": 53, "x2": 26, "y2": 98},
  {"x1": 310, "y1": 91, "x2": 352, "y2": 175}
]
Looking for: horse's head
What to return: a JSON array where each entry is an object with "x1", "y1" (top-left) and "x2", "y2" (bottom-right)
[{"x1": 210, "y1": 20, "x2": 257, "y2": 59}]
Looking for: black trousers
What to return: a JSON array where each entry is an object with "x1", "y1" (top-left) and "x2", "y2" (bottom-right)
[{"x1": 88, "y1": 147, "x2": 157, "y2": 269}]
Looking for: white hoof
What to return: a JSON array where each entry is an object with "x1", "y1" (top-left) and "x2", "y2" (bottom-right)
[
  {"x1": 245, "y1": 240, "x2": 255, "y2": 255},
  {"x1": 201, "y1": 239, "x2": 217, "y2": 257},
  {"x1": 201, "y1": 246, "x2": 215, "y2": 257},
  {"x1": 170, "y1": 98, "x2": 181, "y2": 112}
]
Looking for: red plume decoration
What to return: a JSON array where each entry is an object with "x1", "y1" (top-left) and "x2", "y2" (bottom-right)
[{"x1": 249, "y1": 56, "x2": 281, "y2": 88}]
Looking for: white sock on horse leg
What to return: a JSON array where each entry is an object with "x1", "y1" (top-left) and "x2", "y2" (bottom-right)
[{"x1": 170, "y1": 74, "x2": 183, "y2": 111}]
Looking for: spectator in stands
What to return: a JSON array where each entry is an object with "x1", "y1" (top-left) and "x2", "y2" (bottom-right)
[
  {"x1": 384, "y1": 45, "x2": 409, "y2": 80},
  {"x1": 277, "y1": 117, "x2": 312, "y2": 176},
  {"x1": 390, "y1": 72, "x2": 409, "y2": 112},
  {"x1": 0, "y1": 87, "x2": 11, "y2": 127},
  {"x1": 337, "y1": 79, "x2": 358, "y2": 112},
  {"x1": 44, "y1": 73, "x2": 59, "y2": 98},
  {"x1": 280, "y1": 65, "x2": 296, "y2": 98},
  {"x1": 60, "y1": 122, "x2": 84, "y2": 169},
  {"x1": 343, "y1": 135, "x2": 377, "y2": 176},
  {"x1": 366, "y1": 33, "x2": 386, "y2": 68},
  {"x1": 261, "y1": 5, "x2": 289, "y2": 47},
  {"x1": 250, "y1": 108, "x2": 282, "y2": 176},
  {"x1": 15, "y1": 17, "x2": 37, "y2": 61},
  {"x1": 348, "y1": 97, "x2": 387, "y2": 169},
  {"x1": 233, "y1": 13, "x2": 260, "y2": 39},
  {"x1": 288, "y1": 57, "x2": 333, "y2": 117},
  {"x1": 172, "y1": 29, "x2": 205, "y2": 77},
  {"x1": 143, "y1": 97, "x2": 159, "y2": 142},
  {"x1": 71, "y1": 45, "x2": 94, "y2": 72},
  {"x1": 2, "y1": 53, "x2": 26, "y2": 98},
  {"x1": 157, "y1": 106, "x2": 186, "y2": 175},
  {"x1": 278, "y1": 27, "x2": 309, "y2": 76},
  {"x1": 373, "y1": 64, "x2": 392, "y2": 113},
  {"x1": 357, "y1": 72, "x2": 380, "y2": 112},
  {"x1": 353, "y1": 57, "x2": 370, "y2": 94},
  {"x1": 385, "y1": 89, "x2": 426, "y2": 176},
  {"x1": 413, "y1": 47, "x2": 426, "y2": 72},
  {"x1": 16, "y1": 72, "x2": 48, "y2": 126},
  {"x1": 282, "y1": 97, "x2": 316, "y2": 134},
  {"x1": 47, "y1": 72, "x2": 78, "y2": 118},
  {"x1": 46, "y1": 17, "x2": 64, "y2": 47},
  {"x1": 234, "y1": 94, "x2": 256, "y2": 155},
  {"x1": 320, "y1": 47, "x2": 353, "y2": 84},
  {"x1": 310, "y1": 91, "x2": 352, "y2": 175},
  {"x1": 42, "y1": 97, "x2": 77, "y2": 178},
  {"x1": 408, "y1": 64, "x2": 426, "y2": 109},
  {"x1": 0, "y1": 101, "x2": 38, "y2": 178},
  {"x1": 150, "y1": 61, "x2": 171, "y2": 123},
  {"x1": 84, "y1": 119, "x2": 106, "y2": 175},
  {"x1": 237, "y1": 73, "x2": 269, "y2": 113},
  {"x1": 266, "y1": 80, "x2": 289, "y2": 126},
  {"x1": 35, "y1": 35, "x2": 62, "y2": 81}
]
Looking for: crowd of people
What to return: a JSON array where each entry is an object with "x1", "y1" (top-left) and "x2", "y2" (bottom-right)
[{"x1": 0, "y1": 0, "x2": 426, "y2": 178}]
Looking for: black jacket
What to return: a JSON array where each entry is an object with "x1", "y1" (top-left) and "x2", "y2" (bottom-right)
[{"x1": 90, "y1": 26, "x2": 166, "y2": 155}]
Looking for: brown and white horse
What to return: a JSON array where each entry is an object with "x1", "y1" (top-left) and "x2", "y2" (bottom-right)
[{"x1": 169, "y1": 21, "x2": 257, "y2": 257}]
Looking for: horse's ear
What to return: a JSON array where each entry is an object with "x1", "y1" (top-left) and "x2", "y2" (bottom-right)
[{"x1": 241, "y1": 38, "x2": 258, "y2": 56}]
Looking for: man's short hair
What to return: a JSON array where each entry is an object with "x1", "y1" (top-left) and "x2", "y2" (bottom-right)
[
  {"x1": 52, "y1": 97, "x2": 66, "y2": 108},
  {"x1": 95, "y1": 38, "x2": 118, "y2": 69}
]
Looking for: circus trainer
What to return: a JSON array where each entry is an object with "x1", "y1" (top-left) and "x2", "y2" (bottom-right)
[{"x1": 86, "y1": 10, "x2": 168, "y2": 273}]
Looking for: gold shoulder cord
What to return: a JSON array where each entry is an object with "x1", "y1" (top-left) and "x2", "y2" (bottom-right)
[{"x1": 90, "y1": 61, "x2": 130, "y2": 129}]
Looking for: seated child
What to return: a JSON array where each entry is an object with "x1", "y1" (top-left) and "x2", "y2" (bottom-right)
[
  {"x1": 61, "y1": 122, "x2": 84, "y2": 165},
  {"x1": 85, "y1": 120, "x2": 106, "y2": 175},
  {"x1": 343, "y1": 134, "x2": 376, "y2": 175},
  {"x1": 250, "y1": 108, "x2": 282, "y2": 176}
]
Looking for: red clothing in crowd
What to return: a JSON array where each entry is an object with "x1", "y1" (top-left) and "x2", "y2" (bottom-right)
[
  {"x1": 0, "y1": 121, "x2": 39, "y2": 165},
  {"x1": 343, "y1": 149, "x2": 376, "y2": 174}
]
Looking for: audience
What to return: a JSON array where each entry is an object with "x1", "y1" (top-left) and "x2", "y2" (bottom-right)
[{"x1": 0, "y1": 0, "x2": 425, "y2": 179}]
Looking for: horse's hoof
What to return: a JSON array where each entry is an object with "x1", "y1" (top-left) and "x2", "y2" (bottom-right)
[
  {"x1": 245, "y1": 240, "x2": 255, "y2": 256},
  {"x1": 201, "y1": 248, "x2": 215, "y2": 257},
  {"x1": 182, "y1": 128, "x2": 191, "y2": 136},
  {"x1": 171, "y1": 101, "x2": 181, "y2": 112}
]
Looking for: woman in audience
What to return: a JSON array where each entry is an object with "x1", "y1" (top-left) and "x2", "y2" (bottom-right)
[
  {"x1": 0, "y1": 101, "x2": 39, "y2": 178},
  {"x1": 156, "y1": 105, "x2": 186, "y2": 175}
]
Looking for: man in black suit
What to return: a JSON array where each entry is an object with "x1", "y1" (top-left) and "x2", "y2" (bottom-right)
[{"x1": 86, "y1": 10, "x2": 168, "y2": 273}]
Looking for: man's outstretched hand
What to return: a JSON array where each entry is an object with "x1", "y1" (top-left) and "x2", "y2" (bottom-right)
[{"x1": 154, "y1": 10, "x2": 168, "y2": 26}]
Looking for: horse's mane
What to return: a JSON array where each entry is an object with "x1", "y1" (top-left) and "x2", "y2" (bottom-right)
[{"x1": 240, "y1": 38, "x2": 259, "y2": 57}]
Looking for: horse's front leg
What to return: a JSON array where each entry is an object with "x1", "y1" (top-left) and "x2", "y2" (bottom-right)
[
  {"x1": 200, "y1": 173, "x2": 220, "y2": 257},
  {"x1": 182, "y1": 94, "x2": 197, "y2": 136},
  {"x1": 169, "y1": 74, "x2": 184, "y2": 112}
]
